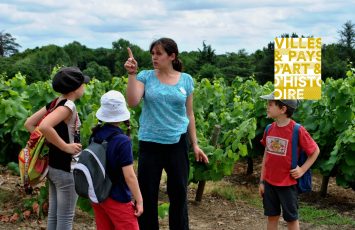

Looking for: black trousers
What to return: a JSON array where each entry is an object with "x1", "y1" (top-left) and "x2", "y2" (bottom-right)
[{"x1": 138, "y1": 133, "x2": 189, "y2": 230}]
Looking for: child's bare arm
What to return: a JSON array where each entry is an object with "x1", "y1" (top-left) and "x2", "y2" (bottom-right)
[
  {"x1": 290, "y1": 146, "x2": 320, "y2": 179},
  {"x1": 39, "y1": 106, "x2": 82, "y2": 154},
  {"x1": 259, "y1": 151, "x2": 267, "y2": 197},
  {"x1": 122, "y1": 164, "x2": 143, "y2": 216},
  {"x1": 24, "y1": 107, "x2": 47, "y2": 133}
]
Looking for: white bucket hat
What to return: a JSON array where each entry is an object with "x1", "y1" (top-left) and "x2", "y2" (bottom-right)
[{"x1": 96, "y1": 90, "x2": 130, "y2": 122}]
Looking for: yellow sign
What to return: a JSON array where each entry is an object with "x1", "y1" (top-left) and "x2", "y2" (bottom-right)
[{"x1": 274, "y1": 37, "x2": 321, "y2": 99}]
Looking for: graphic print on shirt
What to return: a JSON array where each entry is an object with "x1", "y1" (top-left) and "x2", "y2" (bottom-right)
[{"x1": 266, "y1": 136, "x2": 288, "y2": 156}]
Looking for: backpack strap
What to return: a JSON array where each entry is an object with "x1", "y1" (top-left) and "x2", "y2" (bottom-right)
[
  {"x1": 104, "y1": 132, "x2": 124, "y2": 185},
  {"x1": 48, "y1": 97, "x2": 59, "y2": 111},
  {"x1": 90, "y1": 130, "x2": 123, "y2": 183},
  {"x1": 291, "y1": 123, "x2": 301, "y2": 169},
  {"x1": 264, "y1": 124, "x2": 272, "y2": 136},
  {"x1": 92, "y1": 131, "x2": 121, "y2": 145},
  {"x1": 35, "y1": 97, "x2": 59, "y2": 126}
]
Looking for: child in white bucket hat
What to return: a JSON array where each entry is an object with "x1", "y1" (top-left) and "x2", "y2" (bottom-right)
[
  {"x1": 96, "y1": 90, "x2": 131, "y2": 123},
  {"x1": 91, "y1": 90, "x2": 143, "y2": 230}
]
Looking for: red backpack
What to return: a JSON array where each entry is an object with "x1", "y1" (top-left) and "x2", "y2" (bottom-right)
[{"x1": 18, "y1": 98, "x2": 58, "y2": 194}]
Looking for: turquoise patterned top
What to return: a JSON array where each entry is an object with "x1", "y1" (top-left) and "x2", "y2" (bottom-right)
[{"x1": 136, "y1": 70, "x2": 194, "y2": 144}]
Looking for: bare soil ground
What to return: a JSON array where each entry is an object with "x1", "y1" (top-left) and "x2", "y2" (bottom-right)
[{"x1": 0, "y1": 160, "x2": 354, "y2": 230}]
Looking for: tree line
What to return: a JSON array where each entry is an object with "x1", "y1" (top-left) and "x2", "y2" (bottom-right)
[{"x1": 0, "y1": 21, "x2": 354, "y2": 84}]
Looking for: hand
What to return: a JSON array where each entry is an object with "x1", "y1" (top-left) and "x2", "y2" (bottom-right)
[
  {"x1": 124, "y1": 47, "x2": 138, "y2": 74},
  {"x1": 193, "y1": 145, "x2": 209, "y2": 164},
  {"x1": 259, "y1": 184, "x2": 264, "y2": 198},
  {"x1": 290, "y1": 165, "x2": 305, "y2": 179},
  {"x1": 64, "y1": 143, "x2": 82, "y2": 155},
  {"x1": 134, "y1": 202, "x2": 143, "y2": 217}
]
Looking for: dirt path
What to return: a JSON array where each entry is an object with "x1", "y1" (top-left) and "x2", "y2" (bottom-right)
[{"x1": 0, "y1": 162, "x2": 354, "y2": 230}]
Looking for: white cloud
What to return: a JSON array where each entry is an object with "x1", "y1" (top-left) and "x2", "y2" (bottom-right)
[{"x1": 1, "y1": 0, "x2": 354, "y2": 54}]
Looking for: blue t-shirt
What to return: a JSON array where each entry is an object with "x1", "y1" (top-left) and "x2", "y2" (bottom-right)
[
  {"x1": 137, "y1": 70, "x2": 194, "y2": 144},
  {"x1": 93, "y1": 124, "x2": 133, "y2": 203}
]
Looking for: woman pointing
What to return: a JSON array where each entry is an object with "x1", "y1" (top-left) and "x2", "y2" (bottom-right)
[{"x1": 124, "y1": 38, "x2": 208, "y2": 230}]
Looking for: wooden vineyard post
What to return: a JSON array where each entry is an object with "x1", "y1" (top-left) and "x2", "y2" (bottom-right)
[{"x1": 195, "y1": 125, "x2": 221, "y2": 202}]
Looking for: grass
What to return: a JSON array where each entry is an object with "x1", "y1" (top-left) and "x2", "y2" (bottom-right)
[
  {"x1": 206, "y1": 181, "x2": 262, "y2": 208},
  {"x1": 211, "y1": 185, "x2": 237, "y2": 201},
  {"x1": 204, "y1": 180, "x2": 355, "y2": 227},
  {"x1": 299, "y1": 203, "x2": 355, "y2": 226}
]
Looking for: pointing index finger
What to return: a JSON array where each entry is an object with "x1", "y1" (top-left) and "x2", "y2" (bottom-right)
[{"x1": 127, "y1": 47, "x2": 134, "y2": 59}]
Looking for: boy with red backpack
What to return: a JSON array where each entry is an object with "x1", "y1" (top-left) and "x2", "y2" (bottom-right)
[{"x1": 259, "y1": 92, "x2": 320, "y2": 230}]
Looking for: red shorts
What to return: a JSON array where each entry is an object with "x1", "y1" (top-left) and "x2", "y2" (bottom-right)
[{"x1": 92, "y1": 197, "x2": 139, "y2": 230}]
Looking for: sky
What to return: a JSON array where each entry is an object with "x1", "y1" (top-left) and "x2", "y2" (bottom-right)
[{"x1": 1, "y1": 0, "x2": 354, "y2": 54}]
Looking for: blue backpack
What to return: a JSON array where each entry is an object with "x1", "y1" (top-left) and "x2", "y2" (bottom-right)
[{"x1": 265, "y1": 123, "x2": 312, "y2": 193}]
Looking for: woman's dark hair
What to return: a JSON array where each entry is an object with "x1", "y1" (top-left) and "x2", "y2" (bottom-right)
[
  {"x1": 149, "y1": 38, "x2": 183, "y2": 72},
  {"x1": 275, "y1": 100, "x2": 295, "y2": 118}
]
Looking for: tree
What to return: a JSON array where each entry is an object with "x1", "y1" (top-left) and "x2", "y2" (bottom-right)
[
  {"x1": 180, "y1": 51, "x2": 199, "y2": 75},
  {"x1": 63, "y1": 41, "x2": 95, "y2": 70},
  {"x1": 215, "y1": 49, "x2": 254, "y2": 82},
  {"x1": 338, "y1": 20, "x2": 355, "y2": 62},
  {"x1": 29, "y1": 45, "x2": 71, "y2": 82},
  {"x1": 196, "y1": 63, "x2": 222, "y2": 80},
  {"x1": 252, "y1": 33, "x2": 308, "y2": 84},
  {"x1": 253, "y1": 42, "x2": 274, "y2": 84},
  {"x1": 92, "y1": 47, "x2": 116, "y2": 75},
  {"x1": 321, "y1": 43, "x2": 347, "y2": 79},
  {"x1": 0, "y1": 31, "x2": 21, "y2": 57},
  {"x1": 197, "y1": 41, "x2": 216, "y2": 66},
  {"x1": 83, "y1": 61, "x2": 111, "y2": 81},
  {"x1": 279, "y1": 33, "x2": 302, "y2": 38},
  {"x1": 112, "y1": 38, "x2": 150, "y2": 77}
]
